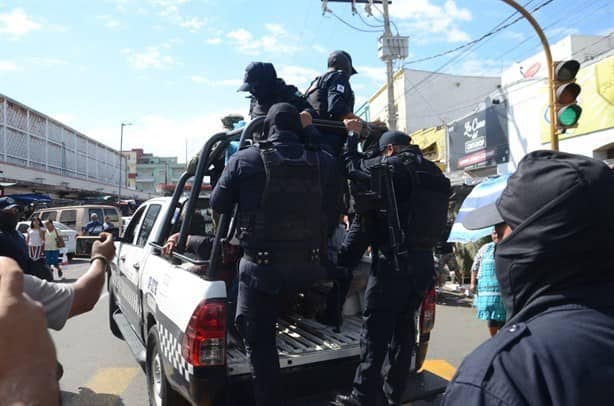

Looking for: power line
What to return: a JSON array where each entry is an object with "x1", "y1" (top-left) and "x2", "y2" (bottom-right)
[
  {"x1": 403, "y1": 0, "x2": 551, "y2": 66},
  {"x1": 356, "y1": 9, "x2": 385, "y2": 29},
  {"x1": 327, "y1": 9, "x2": 382, "y2": 33}
]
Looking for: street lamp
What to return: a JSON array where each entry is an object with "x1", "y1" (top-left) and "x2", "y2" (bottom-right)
[{"x1": 118, "y1": 122, "x2": 133, "y2": 203}]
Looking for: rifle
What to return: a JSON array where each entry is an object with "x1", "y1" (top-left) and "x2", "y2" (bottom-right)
[{"x1": 371, "y1": 162, "x2": 406, "y2": 272}]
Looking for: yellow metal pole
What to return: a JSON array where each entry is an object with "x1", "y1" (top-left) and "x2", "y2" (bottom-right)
[{"x1": 500, "y1": 0, "x2": 558, "y2": 151}]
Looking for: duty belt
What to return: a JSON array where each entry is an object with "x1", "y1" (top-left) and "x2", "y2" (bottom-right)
[{"x1": 243, "y1": 248, "x2": 321, "y2": 265}]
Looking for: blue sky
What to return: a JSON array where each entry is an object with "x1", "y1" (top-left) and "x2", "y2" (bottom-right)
[{"x1": 1, "y1": 0, "x2": 612, "y2": 161}]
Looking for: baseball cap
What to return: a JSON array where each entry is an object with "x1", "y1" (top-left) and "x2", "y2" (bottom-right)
[
  {"x1": 237, "y1": 62, "x2": 277, "y2": 92},
  {"x1": 0, "y1": 197, "x2": 19, "y2": 211},
  {"x1": 463, "y1": 150, "x2": 614, "y2": 231},
  {"x1": 378, "y1": 130, "x2": 411, "y2": 151},
  {"x1": 327, "y1": 50, "x2": 358, "y2": 76},
  {"x1": 90, "y1": 213, "x2": 99, "y2": 220}
]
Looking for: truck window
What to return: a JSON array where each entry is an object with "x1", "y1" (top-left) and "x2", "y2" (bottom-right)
[
  {"x1": 122, "y1": 206, "x2": 146, "y2": 245},
  {"x1": 41, "y1": 211, "x2": 57, "y2": 221},
  {"x1": 59, "y1": 210, "x2": 76, "y2": 227},
  {"x1": 136, "y1": 204, "x2": 162, "y2": 247},
  {"x1": 103, "y1": 208, "x2": 120, "y2": 222}
]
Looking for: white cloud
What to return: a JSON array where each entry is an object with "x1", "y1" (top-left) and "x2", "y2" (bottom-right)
[
  {"x1": 86, "y1": 111, "x2": 242, "y2": 162},
  {"x1": 389, "y1": 0, "x2": 471, "y2": 44},
  {"x1": 447, "y1": 27, "x2": 470, "y2": 43},
  {"x1": 457, "y1": 57, "x2": 504, "y2": 77},
  {"x1": 356, "y1": 66, "x2": 386, "y2": 83},
  {"x1": 0, "y1": 8, "x2": 41, "y2": 38},
  {"x1": 312, "y1": 44, "x2": 328, "y2": 54},
  {"x1": 276, "y1": 65, "x2": 319, "y2": 88},
  {"x1": 191, "y1": 75, "x2": 242, "y2": 87},
  {"x1": 206, "y1": 37, "x2": 222, "y2": 45},
  {"x1": 180, "y1": 17, "x2": 206, "y2": 32},
  {"x1": 28, "y1": 57, "x2": 68, "y2": 67},
  {"x1": 226, "y1": 24, "x2": 298, "y2": 55},
  {"x1": 0, "y1": 61, "x2": 18, "y2": 71},
  {"x1": 121, "y1": 46, "x2": 177, "y2": 70},
  {"x1": 98, "y1": 15, "x2": 120, "y2": 29}
]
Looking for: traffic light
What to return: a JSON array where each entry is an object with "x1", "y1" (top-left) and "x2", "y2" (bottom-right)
[{"x1": 553, "y1": 60, "x2": 582, "y2": 130}]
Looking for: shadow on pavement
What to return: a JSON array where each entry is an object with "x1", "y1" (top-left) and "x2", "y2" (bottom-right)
[
  {"x1": 436, "y1": 290, "x2": 473, "y2": 308},
  {"x1": 61, "y1": 388, "x2": 125, "y2": 406}
]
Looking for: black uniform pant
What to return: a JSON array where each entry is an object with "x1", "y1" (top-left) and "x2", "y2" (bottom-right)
[
  {"x1": 236, "y1": 279, "x2": 283, "y2": 406},
  {"x1": 352, "y1": 250, "x2": 434, "y2": 405}
]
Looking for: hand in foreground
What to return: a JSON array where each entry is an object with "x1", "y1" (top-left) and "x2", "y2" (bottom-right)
[
  {"x1": 0, "y1": 257, "x2": 59, "y2": 403},
  {"x1": 299, "y1": 111, "x2": 313, "y2": 128},
  {"x1": 163, "y1": 232, "x2": 180, "y2": 256},
  {"x1": 343, "y1": 118, "x2": 362, "y2": 133},
  {"x1": 91, "y1": 232, "x2": 116, "y2": 260}
]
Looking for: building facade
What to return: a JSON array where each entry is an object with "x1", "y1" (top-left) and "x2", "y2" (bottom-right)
[
  {"x1": 365, "y1": 69, "x2": 501, "y2": 134},
  {"x1": 0, "y1": 93, "x2": 148, "y2": 200},
  {"x1": 132, "y1": 150, "x2": 184, "y2": 195}
]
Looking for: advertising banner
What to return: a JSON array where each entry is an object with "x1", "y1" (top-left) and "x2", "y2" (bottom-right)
[{"x1": 447, "y1": 103, "x2": 509, "y2": 170}]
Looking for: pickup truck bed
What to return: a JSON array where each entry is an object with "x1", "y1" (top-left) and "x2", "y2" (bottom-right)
[{"x1": 228, "y1": 315, "x2": 362, "y2": 376}]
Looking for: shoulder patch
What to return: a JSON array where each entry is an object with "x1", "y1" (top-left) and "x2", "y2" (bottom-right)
[
  {"x1": 453, "y1": 323, "x2": 529, "y2": 386},
  {"x1": 336, "y1": 84, "x2": 345, "y2": 93}
]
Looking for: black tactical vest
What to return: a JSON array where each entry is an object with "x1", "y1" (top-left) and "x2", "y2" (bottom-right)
[
  {"x1": 304, "y1": 71, "x2": 354, "y2": 120},
  {"x1": 238, "y1": 143, "x2": 323, "y2": 262}
]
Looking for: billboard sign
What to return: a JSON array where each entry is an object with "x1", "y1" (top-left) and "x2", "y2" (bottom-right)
[{"x1": 448, "y1": 103, "x2": 509, "y2": 170}]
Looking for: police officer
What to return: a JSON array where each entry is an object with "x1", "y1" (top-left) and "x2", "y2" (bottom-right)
[
  {"x1": 443, "y1": 151, "x2": 614, "y2": 405},
  {"x1": 209, "y1": 103, "x2": 340, "y2": 406},
  {"x1": 238, "y1": 62, "x2": 313, "y2": 119},
  {"x1": 334, "y1": 123, "x2": 440, "y2": 406},
  {"x1": 304, "y1": 50, "x2": 358, "y2": 156}
]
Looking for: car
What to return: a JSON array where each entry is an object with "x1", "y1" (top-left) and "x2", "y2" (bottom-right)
[{"x1": 17, "y1": 221, "x2": 78, "y2": 260}]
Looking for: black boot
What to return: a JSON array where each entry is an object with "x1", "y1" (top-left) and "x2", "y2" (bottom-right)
[{"x1": 333, "y1": 392, "x2": 365, "y2": 406}]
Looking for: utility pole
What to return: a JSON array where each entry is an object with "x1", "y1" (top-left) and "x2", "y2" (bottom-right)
[
  {"x1": 381, "y1": 0, "x2": 397, "y2": 131},
  {"x1": 118, "y1": 122, "x2": 133, "y2": 203}
]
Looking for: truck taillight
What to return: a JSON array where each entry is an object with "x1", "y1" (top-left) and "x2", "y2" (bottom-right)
[
  {"x1": 182, "y1": 300, "x2": 226, "y2": 367},
  {"x1": 419, "y1": 288, "x2": 436, "y2": 334}
]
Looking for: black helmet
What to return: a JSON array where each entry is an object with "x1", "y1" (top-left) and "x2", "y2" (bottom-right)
[{"x1": 327, "y1": 50, "x2": 357, "y2": 76}]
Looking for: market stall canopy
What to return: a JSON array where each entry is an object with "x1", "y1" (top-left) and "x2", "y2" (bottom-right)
[
  {"x1": 448, "y1": 174, "x2": 510, "y2": 243},
  {"x1": 8, "y1": 193, "x2": 52, "y2": 205}
]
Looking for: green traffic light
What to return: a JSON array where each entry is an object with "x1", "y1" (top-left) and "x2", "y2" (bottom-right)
[{"x1": 558, "y1": 105, "x2": 582, "y2": 127}]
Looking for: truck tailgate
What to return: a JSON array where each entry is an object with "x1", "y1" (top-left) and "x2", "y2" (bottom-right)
[{"x1": 227, "y1": 315, "x2": 362, "y2": 376}]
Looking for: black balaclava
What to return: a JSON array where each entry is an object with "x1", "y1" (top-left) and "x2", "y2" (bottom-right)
[
  {"x1": 262, "y1": 103, "x2": 302, "y2": 140},
  {"x1": 492, "y1": 151, "x2": 614, "y2": 319}
]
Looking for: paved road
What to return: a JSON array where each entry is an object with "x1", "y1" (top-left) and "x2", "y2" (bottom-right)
[{"x1": 51, "y1": 261, "x2": 489, "y2": 405}]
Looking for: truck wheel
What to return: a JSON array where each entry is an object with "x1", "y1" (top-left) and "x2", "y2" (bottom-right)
[
  {"x1": 108, "y1": 286, "x2": 123, "y2": 339},
  {"x1": 146, "y1": 327, "x2": 188, "y2": 406}
]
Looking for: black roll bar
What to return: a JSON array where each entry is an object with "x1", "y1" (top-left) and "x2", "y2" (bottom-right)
[{"x1": 206, "y1": 116, "x2": 265, "y2": 279}]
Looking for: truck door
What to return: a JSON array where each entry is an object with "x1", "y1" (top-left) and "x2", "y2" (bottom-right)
[{"x1": 116, "y1": 204, "x2": 162, "y2": 330}]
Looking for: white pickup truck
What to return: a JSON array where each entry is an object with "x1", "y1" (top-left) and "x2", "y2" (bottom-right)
[{"x1": 107, "y1": 118, "x2": 444, "y2": 406}]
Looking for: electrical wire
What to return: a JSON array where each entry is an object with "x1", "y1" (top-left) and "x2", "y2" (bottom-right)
[
  {"x1": 403, "y1": 0, "x2": 552, "y2": 66},
  {"x1": 327, "y1": 9, "x2": 383, "y2": 33},
  {"x1": 356, "y1": 9, "x2": 385, "y2": 29}
]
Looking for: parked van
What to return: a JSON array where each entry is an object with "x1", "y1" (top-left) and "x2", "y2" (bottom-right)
[{"x1": 31, "y1": 205, "x2": 121, "y2": 233}]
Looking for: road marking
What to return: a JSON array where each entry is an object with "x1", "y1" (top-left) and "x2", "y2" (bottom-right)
[
  {"x1": 82, "y1": 367, "x2": 139, "y2": 396},
  {"x1": 421, "y1": 359, "x2": 456, "y2": 381}
]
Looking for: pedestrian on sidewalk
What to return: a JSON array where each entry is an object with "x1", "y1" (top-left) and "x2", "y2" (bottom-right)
[
  {"x1": 470, "y1": 230, "x2": 505, "y2": 336},
  {"x1": 44, "y1": 220, "x2": 64, "y2": 279},
  {"x1": 26, "y1": 217, "x2": 52, "y2": 281}
]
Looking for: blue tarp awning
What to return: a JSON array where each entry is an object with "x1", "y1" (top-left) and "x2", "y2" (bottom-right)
[
  {"x1": 9, "y1": 193, "x2": 52, "y2": 204},
  {"x1": 448, "y1": 174, "x2": 511, "y2": 243}
]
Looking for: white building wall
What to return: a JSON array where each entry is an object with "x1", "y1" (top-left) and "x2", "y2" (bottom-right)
[{"x1": 368, "y1": 69, "x2": 500, "y2": 134}]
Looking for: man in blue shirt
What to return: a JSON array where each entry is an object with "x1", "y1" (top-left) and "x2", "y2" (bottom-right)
[{"x1": 82, "y1": 213, "x2": 103, "y2": 236}]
